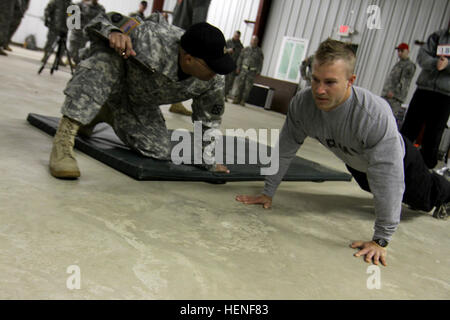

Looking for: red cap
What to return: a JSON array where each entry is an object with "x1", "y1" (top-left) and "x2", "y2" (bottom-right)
[{"x1": 396, "y1": 43, "x2": 409, "y2": 51}]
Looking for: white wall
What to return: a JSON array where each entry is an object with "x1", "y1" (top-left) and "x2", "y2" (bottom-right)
[
  {"x1": 207, "y1": 0, "x2": 260, "y2": 46},
  {"x1": 12, "y1": 0, "x2": 154, "y2": 49}
]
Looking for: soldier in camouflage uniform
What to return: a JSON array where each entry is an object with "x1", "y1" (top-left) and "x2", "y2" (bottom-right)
[
  {"x1": 129, "y1": 1, "x2": 148, "y2": 21},
  {"x1": 299, "y1": 55, "x2": 314, "y2": 87},
  {"x1": 4, "y1": 0, "x2": 30, "y2": 51},
  {"x1": 49, "y1": 12, "x2": 235, "y2": 179},
  {"x1": 42, "y1": 0, "x2": 58, "y2": 61},
  {"x1": 42, "y1": 0, "x2": 71, "y2": 63},
  {"x1": 224, "y1": 31, "x2": 243, "y2": 96},
  {"x1": 69, "y1": 0, "x2": 105, "y2": 65},
  {"x1": 0, "y1": 0, "x2": 16, "y2": 56},
  {"x1": 382, "y1": 43, "x2": 416, "y2": 126},
  {"x1": 231, "y1": 36, "x2": 264, "y2": 106}
]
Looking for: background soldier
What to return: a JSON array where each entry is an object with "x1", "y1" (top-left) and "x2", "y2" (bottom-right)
[
  {"x1": 4, "y1": 0, "x2": 30, "y2": 52},
  {"x1": 41, "y1": 0, "x2": 71, "y2": 64},
  {"x1": 299, "y1": 55, "x2": 314, "y2": 89},
  {"x1": 69, "y1": 0, "x2": 105, "y2": 65},
  {"x1": 0, "y1": 0, "x2": 16, "y2": 56},
  {"x1": 231, "y1": 35, "x2": 264, "y2": 106},
  {"x1": 42, "y1": 0, "x2": 58, "y2": 62},
  {"x1": 382, "y1": 43, "x2": 416, "y2": 127},
  {"x1": 129, "y1": 1, "x2": 148, "y2": 21},
  {"x1": 170, "y1": 0, "x2": 212, "y2": 116},
  {"x1": 224, "y1": 30, "x2": 243, "y2": 97}
]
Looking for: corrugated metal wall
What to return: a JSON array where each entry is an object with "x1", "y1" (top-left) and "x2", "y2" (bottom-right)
[
  {"x1": 163, "y1": 0, "x2": 260, "y2": 45},
  {"x1": 262, "y1": 0, "x2": 450, "y2": 101},
  {"x1": 12, "y1": 0, "x2": 154, "y2": 49},
  {"x1": 206, "y1": 0, "x2": 260, "y2": 45}
]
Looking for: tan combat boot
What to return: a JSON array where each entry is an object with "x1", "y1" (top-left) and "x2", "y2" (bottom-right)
[
  {"x1": 169, "y1": 102, "x2": 193, "y2": 116},
  {"x1": 49, "y1": 116, "x2": 81, "y2": 179}
]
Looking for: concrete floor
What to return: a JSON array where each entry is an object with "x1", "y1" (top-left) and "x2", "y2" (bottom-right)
[{"x1": 0, "y1": 45, "x2": 448, "y2": 300}]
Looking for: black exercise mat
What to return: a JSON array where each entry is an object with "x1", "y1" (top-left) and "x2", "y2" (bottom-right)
[{"x1": 27, "y1": 113, "x2": 352, "y2": 183}]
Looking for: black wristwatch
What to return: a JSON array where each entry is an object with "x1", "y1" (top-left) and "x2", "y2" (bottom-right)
[{"x1": 373, "y1": 239, "x2": 389, "y2": 248}]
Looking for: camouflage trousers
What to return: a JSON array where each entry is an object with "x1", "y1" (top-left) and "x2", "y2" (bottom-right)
[
  {"x1": 69, "y1": 31, "x2": 89, "y2": 64},
  {"x1": 231, "y1": 70, "x2": 257, "y2": 103},
  {"x1": 384, "y1": 97, "x2": 405, "y2": 126},
  {"x1": 224, "y1": 71, "x2": 237, "y2": 96},
  {"x1": 8, "y1": 0, "x2": 29, "y2": 43},
  {"x1": 43, "y1": 28, "x2": 58, "y2": 54},
  {"x1": 0, "y1": 0, "x2": 15, "y2": 47},
  {"x1": 61, "y1": 50, "x2": 171, "y2": 160}
]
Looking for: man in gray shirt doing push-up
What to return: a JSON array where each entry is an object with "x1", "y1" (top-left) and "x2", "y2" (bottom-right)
[{"x1": 236, "y1": 39, "x2": 450, "y2": 267}]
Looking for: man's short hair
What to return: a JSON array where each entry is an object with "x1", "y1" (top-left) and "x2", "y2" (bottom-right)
[
  {"x1": 314, "y1": 38, "x2": 356, "y2": 76},
  {"x1": 141, "y1": 1, "x2": 148, "y2": 6},
  {"x1": 235, "y1": 31, "x2": 241, "y2": 35}
]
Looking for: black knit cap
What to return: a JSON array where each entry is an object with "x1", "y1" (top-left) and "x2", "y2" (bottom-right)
[{"x1": 180, "y1": 22, "x2": 236, "y2": 75}]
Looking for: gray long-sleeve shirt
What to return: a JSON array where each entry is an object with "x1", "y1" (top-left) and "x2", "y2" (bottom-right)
[
  {"x1": 263, "y1": 86, "x2": 406, "y2": 241},
  {"x1": 416, "y1": 28, "x2": 450, "y2": 96}
]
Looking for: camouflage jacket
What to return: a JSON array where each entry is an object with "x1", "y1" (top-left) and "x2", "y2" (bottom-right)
[
  {"x1": 300, "y1": 55, "x2": 314, "y2": 83},
  {"x1": 70, "y1": 1, "x2": 105, "y2": 36},
  {"x1": 382, "y1": 57, "x2": 416, "y2": 102},
  {"x1": 54, "y1": 0, "x2": 72, "y2": 33},
  {"x1": 83, "y1": 3, "x2": 105, "y2": 26},
  {"x1": 237, "y1": 46, "x2": 264, "y2": 74},
  {"x1": 85, "y1": 12, "x2": 225, "y2": 130},
  {"x1": 44, "y1": 0, "x2": 57, "y2": 29},
  {"x1": 225, "y1": 38, "x2": 243, "y2": 63}
]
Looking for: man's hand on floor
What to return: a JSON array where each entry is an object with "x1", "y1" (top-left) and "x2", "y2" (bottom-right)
[
  {"x1": 235, "y1": 194, "x2": 272, "y2": 209},
  {"x1": 214, "y1": 164, "x2": 230, "y2": 173},
  {"x1": 351, "y1": 241, "x2": 387, "y2": 266}
]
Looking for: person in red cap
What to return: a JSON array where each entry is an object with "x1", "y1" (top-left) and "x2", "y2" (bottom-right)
[
  {"x1": 381, "y1": 43, "x2": 416, "y2": 127},
  {"x1": 400, "y1": 25, "x2": 450, "y2": 169},
  {"x1": 48, "y1": 11, "x2": 236, "y2": 179}
]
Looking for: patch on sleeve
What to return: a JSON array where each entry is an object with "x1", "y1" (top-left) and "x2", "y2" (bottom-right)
[{"x1": 120, "y1": 18, "x2": 140, "y2": 35}]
